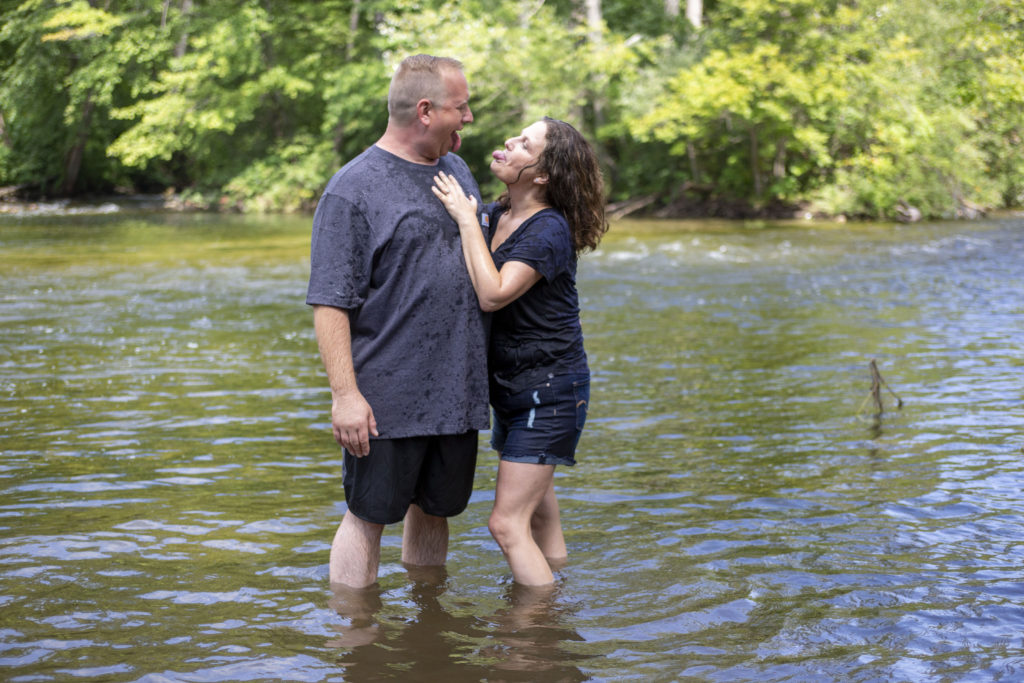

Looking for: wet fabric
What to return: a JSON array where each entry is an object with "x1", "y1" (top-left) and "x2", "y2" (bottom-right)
[
  {"x1": 490, "y1": 373, "x2": 589, "y2": 467},
  {"x1": 484, "y1": 203, "x2": 589, "y2": 395},
  {"x1": 306, "y1": 146, "x2": 490, "y2": 438},
  {"x1": 342, "y1": 432, "x2": 479, "y2": 524}
]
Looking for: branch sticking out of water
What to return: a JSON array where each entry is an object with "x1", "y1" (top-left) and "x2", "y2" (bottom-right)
[{"x1": 858, "y1": 359, "x2": 903, "y2": 419}]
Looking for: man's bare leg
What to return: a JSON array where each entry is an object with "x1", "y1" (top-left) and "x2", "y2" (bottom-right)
[
  {"x1": 401, "y1": 503, "x2": 449, "y2": 566},
  {"x1": 330, "y1": 510, "x2": 384, "y2": 588}
]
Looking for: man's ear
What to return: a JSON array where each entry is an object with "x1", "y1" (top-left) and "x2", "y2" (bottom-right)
[{"x1": 416, "y1": 98, "x2": 433, "y2": 125}]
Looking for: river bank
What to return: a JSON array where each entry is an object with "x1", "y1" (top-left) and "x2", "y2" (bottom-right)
[
  {"x1": 2, "y1": 187, "x2": 1013, "y2": 223},
  {"x1": 0, "y1": 190, "x2": 208, "y2": 217}
]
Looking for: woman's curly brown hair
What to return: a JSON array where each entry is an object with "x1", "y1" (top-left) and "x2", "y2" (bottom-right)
[{"x1": 499, "y1": 117, "x2": 609, "y2": 254}]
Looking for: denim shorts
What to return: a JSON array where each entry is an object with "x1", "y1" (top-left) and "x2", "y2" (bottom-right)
[{"x1": 490, "y1": 373, "x2": 589, "y2": 467}]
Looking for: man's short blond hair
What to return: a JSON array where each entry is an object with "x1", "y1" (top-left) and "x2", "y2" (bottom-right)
[{"x1": 387, "y1": 54, "x2": 464, "y2": 125}]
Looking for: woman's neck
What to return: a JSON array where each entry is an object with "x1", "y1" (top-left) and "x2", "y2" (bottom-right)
[{"x1": 505, "y1": 184, "x2": 549, "y2": 218}]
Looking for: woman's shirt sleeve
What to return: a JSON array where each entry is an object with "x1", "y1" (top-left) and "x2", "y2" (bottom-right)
[{"x1": 501, "y1": 212, "x2": 573, "y2": 282}]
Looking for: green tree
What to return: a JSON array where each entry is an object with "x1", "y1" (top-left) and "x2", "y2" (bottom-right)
[
  {"x1": 0, "y1": 0, "x2": 147, "y2": 194},
  {"x1": 1, "y1": 0, "x2": 1020, "y2": 217},
  {"x1": 817, "y1": 0, "x2": 1021, "y2": 217},
  {"x1": 626, "y1": 0, "x2": 1024, "y2": 217}
]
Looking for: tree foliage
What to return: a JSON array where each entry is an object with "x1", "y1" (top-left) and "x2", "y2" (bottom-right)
[{"x1": 1, "y1": 0, "x2": 1021, "y2": 218}]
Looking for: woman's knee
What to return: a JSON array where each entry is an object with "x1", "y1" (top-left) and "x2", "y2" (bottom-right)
[{"x1": 488, "y1": 511, "x2": 525, "y2": 549}]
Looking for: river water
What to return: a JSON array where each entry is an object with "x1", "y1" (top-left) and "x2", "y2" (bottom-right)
[{"x1": 1, "y1": 212, "x2": 1022, "y2": 681}]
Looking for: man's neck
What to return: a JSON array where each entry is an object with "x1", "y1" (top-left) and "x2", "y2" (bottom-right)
[{"x1": 376, "y1": 124, "x2": 439, "y2": 166}]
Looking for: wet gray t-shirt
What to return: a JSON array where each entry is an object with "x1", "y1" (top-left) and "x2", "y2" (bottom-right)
[{"x1": 306, "y1": 145, "x2": 489, "y2": 438}]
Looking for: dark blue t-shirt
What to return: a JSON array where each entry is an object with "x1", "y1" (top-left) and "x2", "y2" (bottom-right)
[
  {"x1": 485, "y1": 203, "x2": 588, "y2": 394},
  {"x1": 306, "y1": 146, "x2": 490, "y2": 438}
]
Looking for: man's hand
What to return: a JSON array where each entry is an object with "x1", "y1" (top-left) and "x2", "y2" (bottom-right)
[{"x1": 331, "y1": 390, "x2": 379, "y2": 457}]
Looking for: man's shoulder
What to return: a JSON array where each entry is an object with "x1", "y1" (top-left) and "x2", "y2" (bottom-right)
[
  {"x1": 439, "y1": 153, "x2": 476, "y2": 180},
  {"x1": 439, "y1": 152, "x2": 469, "y2": 170},
  {"x1": 324, "y1": 146, "x2": 381, "y2": 193}
]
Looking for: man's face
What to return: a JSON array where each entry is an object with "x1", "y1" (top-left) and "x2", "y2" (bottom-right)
[{"x1": 427, "y1": 70, "x2": 473, "y2": 159}]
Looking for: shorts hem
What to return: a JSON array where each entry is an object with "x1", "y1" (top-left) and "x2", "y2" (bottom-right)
[
  {"x1": 498, "y1": 450, "x2": 576, "y2": 467},
  {"x1": 414, "y1": 502, "x2": 471, "y2": 518},
  {"x1": 345, "y1": 505, "x2": 400, "y2": 526}
]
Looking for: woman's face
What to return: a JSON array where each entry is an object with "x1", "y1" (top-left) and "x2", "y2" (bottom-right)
[{"x1": 490, "y1": 120, "x2": 548, "y2": 186}]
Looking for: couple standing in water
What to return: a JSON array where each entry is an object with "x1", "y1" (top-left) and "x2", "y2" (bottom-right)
[{"x1": 306, "y1": 54, "x2": 607, "y2": 588}]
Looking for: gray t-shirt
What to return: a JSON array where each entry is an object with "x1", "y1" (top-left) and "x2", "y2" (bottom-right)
[{"x1": 306, "y1": 145, "x2": 489, "y2": 438}]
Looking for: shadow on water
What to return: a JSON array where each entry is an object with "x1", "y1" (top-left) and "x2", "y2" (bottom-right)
[{"x1": 327, "y1": 567, "x2": 589, "y2": 681}]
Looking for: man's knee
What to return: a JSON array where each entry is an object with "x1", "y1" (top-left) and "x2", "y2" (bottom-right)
[
  {"x1": 402, "y1": 505, "x2": 449, "y2": 565},
  {"x1": 344, "y1": 509, "x2": 385, "y2": 533},
  {"x1": 405, "y1": 504, "x2": 448, "y2": 537}
]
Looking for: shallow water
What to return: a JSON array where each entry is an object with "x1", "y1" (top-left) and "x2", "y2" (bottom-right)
[{"x1": 1, "y1": 211, "x2": 1023, "y2": 681}]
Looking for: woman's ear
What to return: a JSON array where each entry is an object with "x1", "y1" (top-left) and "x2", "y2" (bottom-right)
[{"x1": 533, "y1": 175, "x2": 549, "y2": 185}]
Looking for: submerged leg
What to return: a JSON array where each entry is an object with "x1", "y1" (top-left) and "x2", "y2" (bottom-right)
[
  {"x1": 489, "y1": 460, "x2": 557, "y2": 586},
  {"x1": 330, "y1": 510, "x2": 384, "y2": 589}
]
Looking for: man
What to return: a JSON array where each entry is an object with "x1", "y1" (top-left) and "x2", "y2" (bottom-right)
[{"x1": 306, "y1": 55, "x2": 488, "y2": 588}]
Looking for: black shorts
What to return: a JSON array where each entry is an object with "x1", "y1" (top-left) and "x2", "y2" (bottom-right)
[{"x1": 342, "y1": 431, "x2": 478, "y2": 525}]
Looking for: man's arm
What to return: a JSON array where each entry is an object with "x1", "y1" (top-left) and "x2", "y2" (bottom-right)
[{"x1": 313, "y1": 305, "x2": 378, "y2": 456}]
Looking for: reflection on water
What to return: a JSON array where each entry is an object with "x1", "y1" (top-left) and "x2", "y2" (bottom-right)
[
  {"x1": 1, "y1": 213, "x2": 1023, "y2": 681},
  {"x1": 328, "y1": 568, "x2": 588, "y2": 681}
]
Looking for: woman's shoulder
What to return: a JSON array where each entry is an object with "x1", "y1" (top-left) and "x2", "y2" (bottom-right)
[
  {"x1": 514, "y1": 207, "x2": 565, "y2": 235},
  {"x1": 523, "y1": 208, "x2": 571, "y2": 244}
]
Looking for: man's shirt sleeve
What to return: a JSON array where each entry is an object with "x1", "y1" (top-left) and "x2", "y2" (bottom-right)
[{"x1": 306, "y1": 192, "x2": 373, "y2": 309}]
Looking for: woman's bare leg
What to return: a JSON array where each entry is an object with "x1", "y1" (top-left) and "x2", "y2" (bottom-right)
[
  {"x1": 489, "y1": 460, "x2": 556, "y2": 586},
  {"x1": 530, "y1": 478, "x2": 567, "y2": 562}
]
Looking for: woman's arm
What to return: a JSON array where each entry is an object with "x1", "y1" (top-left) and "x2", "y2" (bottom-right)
[{"x1": 433, "y1": 172, "x2": 542, "y2": 312}]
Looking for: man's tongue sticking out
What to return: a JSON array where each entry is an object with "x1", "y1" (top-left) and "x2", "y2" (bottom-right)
[{"x1": 451, "y1": 130, "x2": 462, "y2": 153}]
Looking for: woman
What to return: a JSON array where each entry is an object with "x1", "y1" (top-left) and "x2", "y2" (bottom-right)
[{"x1": 432, "y1": 117, "x2": 608, "y2": 586}]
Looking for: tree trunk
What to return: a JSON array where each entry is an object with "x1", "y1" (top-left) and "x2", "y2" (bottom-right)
[
  {"x1": 773, "y1": 137, "x2": 787, "y2": 178},
  {"x1": 686, "y1": 0, "x2": 702, "y2": 28},
  {"x1": 750, "y1": 125, "x2": 762, "y2": 197},
  {"x1": 175, "y1": 0, "x2": 193, "y2": 58},
  {"x1": 582, "y1": 0, "x2": 605, "y2": 128},
  {"x1": 61, "y1": 95, "x2": 95, "y2": 196},
  {"x1": 665, "y1": 0, "x2": 680, "y2": 17},
  {"x1": 0, "y1": 110, "x2": 12, "y2": 149},
  {"x1": 687, "y1": 140, "x2": 701, "y2": 182},
  {"x1": 347, "y1": 0, "x2": 360, "y2": 58},
  {"x1": 584, "y1": 0, "x2": 602, "y2": 46}
]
